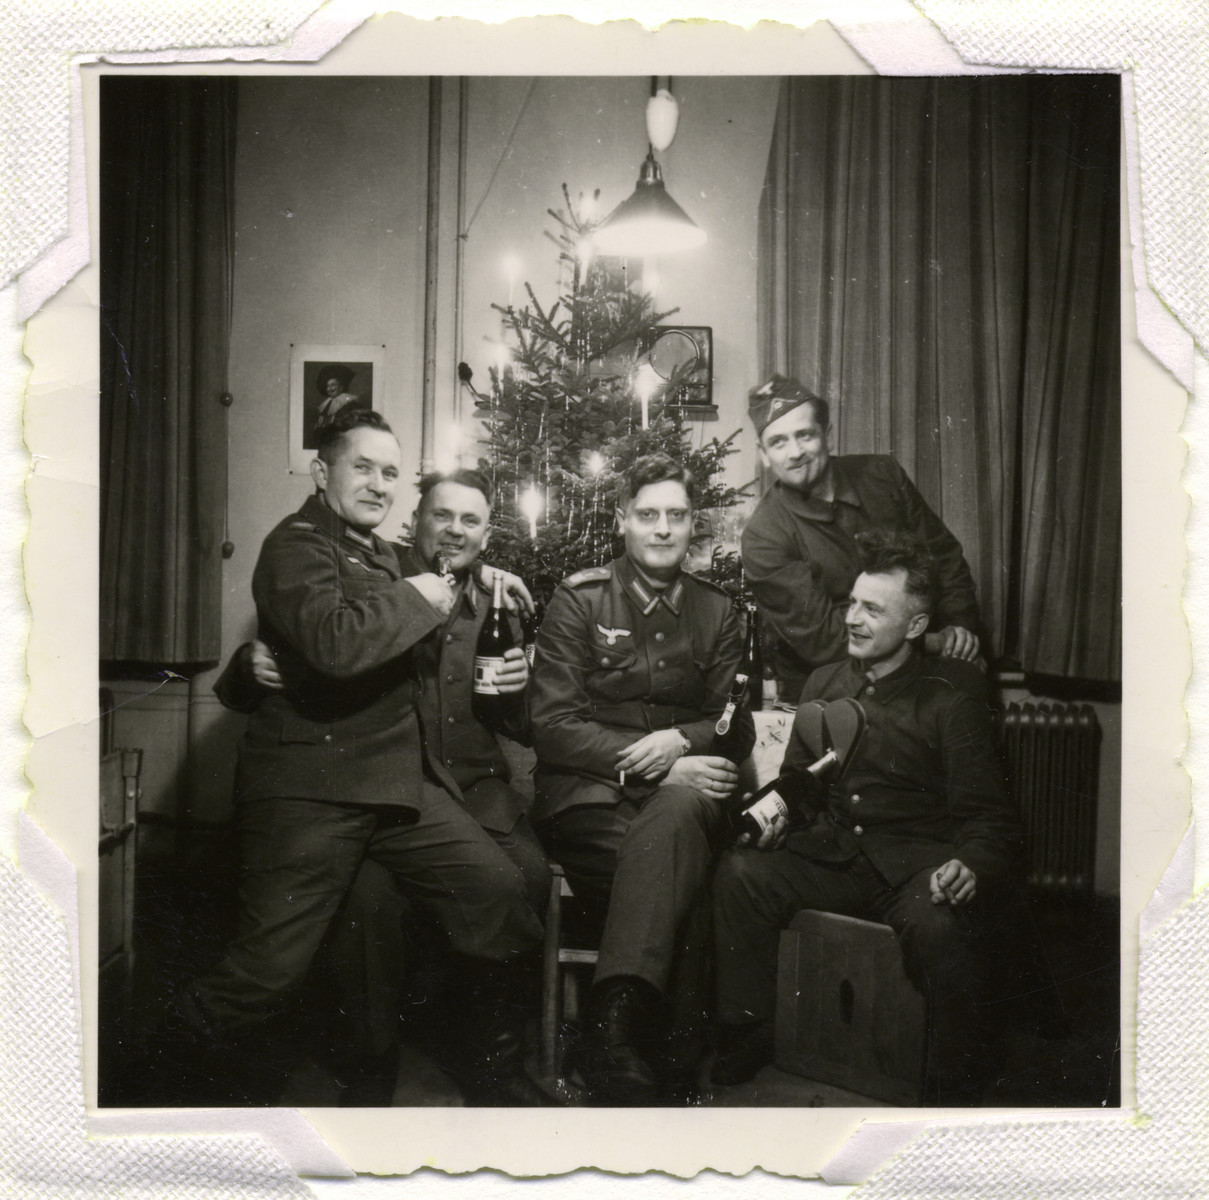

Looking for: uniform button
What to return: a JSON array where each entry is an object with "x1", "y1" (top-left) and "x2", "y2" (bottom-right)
[
  {"x1": 600, "y1": 656, "x2": 610, "y2": 666},
  {"x1": 447, "y1": 674, "x2": 455, "y2": 683},
  {"x1": 323, "y1": 734, "x2": 332, "y2": 743},
  {"x1": 446, "y1": 757, "x2": 454, "y2": 766},
  {"x1": 853, "y1": 824, "x2": 863, "y2": 835},
  {"x1": 657, "y1": 659, "x2": 666, "y2": 669},
  {"x1": 447, "y1": 716, "x2": 455, "y2": 724},
  {"x1": 864, "y1": 685, "x2": 875, "y2": 695},
  {"x1": 851, "y1": 794, "x2": 861, "y2": 804},
  {"x1": 446, "y1": 633, "x2": 454, "y2": 643},
  {"x1": 654, "y1": 632, "x2": 665, "y2": 642}
]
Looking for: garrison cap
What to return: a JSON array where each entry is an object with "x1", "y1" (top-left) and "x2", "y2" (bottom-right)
[{"x1": 748, "y1": 374, "x2": 825, "y2": 436}]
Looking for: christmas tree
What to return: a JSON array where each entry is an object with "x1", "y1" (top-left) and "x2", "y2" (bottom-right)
[{"x1": 463, "y1": 186, "x2": 750, "y2": 614}]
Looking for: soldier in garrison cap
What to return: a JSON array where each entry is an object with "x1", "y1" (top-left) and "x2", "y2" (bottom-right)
[
  {"x1": 529, "y1": 452, "x2": 755, "y2": 1104},
  {"x1": 170, "y1": 408, "x2": 548, "y2": 1107},
  {"x1": 743, "y1": 374, "x2": 983, "y2": 704}
]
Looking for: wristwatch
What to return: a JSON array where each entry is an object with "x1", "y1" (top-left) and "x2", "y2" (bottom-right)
[{"x1": 673, "y1": 727, "x2": 692, "y2": 757}]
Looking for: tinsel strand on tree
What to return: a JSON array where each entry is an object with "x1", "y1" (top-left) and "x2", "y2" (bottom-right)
[{"x1": 467, "y1": 185, "x2": 750, "y2": 614}]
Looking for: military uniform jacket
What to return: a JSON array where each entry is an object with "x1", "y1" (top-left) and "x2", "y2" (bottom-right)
[
  {"x1": 400, "y1": 546, "x2": 529, "y2": 834},
  {"x1": 230, "y1": 493, "x2": 452, "y2": 810},
  {"x1": 529, "y1": 555, "x2": 755, "y2": 823},
  {"x1": 779, "y1": 652, "x2": 1021, "y2": 889},
  {"x1": 741, "y1": 455, "x2": 981, "y2": 699}
]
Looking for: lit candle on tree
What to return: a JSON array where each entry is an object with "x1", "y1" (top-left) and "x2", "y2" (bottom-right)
[
  {"x1": 634, "y1": 362, "x2": 659, "y2": 430},
  {"x1": 502, "y1": 252, "x2": 522, "y2": 309},
  {"x1": 519, "y1": 485, "x2": 543, "y2": 543}
]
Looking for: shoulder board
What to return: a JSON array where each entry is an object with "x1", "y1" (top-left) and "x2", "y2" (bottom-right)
[
  {"x1": 563, "y1": 565, "x2": 613, "y2": 588},
  {"x1": 287, "y1": 519, "x2": 317, "y2": 531},
  {"x1": 685, "y1": 572, "x2": 731, "y2": 599}
]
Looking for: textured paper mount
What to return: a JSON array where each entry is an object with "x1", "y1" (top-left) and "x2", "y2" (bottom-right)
[{"x1": 10, "y1": 3, "x2": 1203, "y2": 1197}]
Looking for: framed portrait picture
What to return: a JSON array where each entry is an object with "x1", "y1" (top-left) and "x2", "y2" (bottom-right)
[{"x1": 289, "y1": 343, "x2": 385, "y2": 473}]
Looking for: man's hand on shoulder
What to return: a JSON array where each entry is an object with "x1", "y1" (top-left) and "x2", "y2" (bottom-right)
[
  {"x1": 406, "y1": 571, "x2": 456, "y2": 619},
  {"x1": 492, "y1": 646, "x2": 529, "y2": 694},
  {"x1": 930, "y1": 858, "x2": 977, "y2": 906},
  {"x1": 478, "y1": 563, "x2": 535, "y2": 617},
  {"x1": 250, "y1": 639, "x2": 284, "y2": 691},
  {"x1": 925, "y1": 625, "x2": 980, "y2": 662},
  {"x1": 665, "y1": 754, "x2": 739, "y2": 802}
]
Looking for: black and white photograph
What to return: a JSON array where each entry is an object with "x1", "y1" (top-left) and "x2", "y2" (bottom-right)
[{"x1": 96, "y1": 67, "x2": 1123, "y2": 1129}]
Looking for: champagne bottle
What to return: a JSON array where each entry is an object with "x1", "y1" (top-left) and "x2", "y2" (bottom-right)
[
  {"x1": 732, "y1": 750, "x2": 839, "y2": 840},
  {"x1": 472, "y1": 570, "x2": 515, "y2": 724}
]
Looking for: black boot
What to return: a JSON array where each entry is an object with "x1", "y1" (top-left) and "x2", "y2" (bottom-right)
[
  {"x1": 581, "y1": 977, "x2": 660, "y2": 1105},
  {"x1": 709, "y1": 1020, "x2": 775, "y2": 1087},
  {"x1": 453, "y1": 958, "x2": 556, "y2": 1107}
]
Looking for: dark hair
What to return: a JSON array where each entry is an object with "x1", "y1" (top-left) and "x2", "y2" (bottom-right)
[
  {"x1": 315, "y1": 408, "x2": 395, "y2": 464},
  {"x1": 617, "y1": 452, "x2": 696, "y2": 509},
  {"x1": 417, "y1": 468, "x2": 494, "y2": 511},
  {"x1": 854, "y1": 528, "x2": 940, "y2": 616}
]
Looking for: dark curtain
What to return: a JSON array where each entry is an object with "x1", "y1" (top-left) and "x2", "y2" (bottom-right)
[
  {"x1": 100, "y1": 78, "x2": 236, "y2": 670},
  {"x1": 758, "y1": 76, "x2": 1120, "y2": 683}
]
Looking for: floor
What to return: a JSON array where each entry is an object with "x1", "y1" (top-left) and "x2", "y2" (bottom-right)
[{"x1": 103, "y1": 844, "x2": 1120, "y2": 1112}]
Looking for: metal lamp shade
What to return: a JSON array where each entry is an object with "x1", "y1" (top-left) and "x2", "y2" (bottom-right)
[{"x1": 593, "y1": 152, "x2": 706, "y2": 257}]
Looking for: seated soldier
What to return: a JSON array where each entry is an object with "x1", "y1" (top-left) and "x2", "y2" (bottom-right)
[
  {"x1": 712, "y1": 528, "x2": 1021, "y2": 1104},
  {"x1": 528, "y1": 452, "x2": 755, "y2": 1104},
  {"x1": 216, "y1": 467, "x2": 551, "y2": 1104}
]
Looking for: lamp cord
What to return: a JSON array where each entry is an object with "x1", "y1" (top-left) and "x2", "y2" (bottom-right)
[{"x1": 463, "y1": 78, "x2": 538, "y2": 237}]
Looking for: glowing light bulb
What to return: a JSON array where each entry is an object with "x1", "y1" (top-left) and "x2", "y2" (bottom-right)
[{"x1": 587, "y1": 451, "x2": 605, "y2": 477}]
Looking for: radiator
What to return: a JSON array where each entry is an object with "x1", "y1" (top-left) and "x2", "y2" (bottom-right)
[{"x1": 995, "y1": 703, "x2": 1102, "y2": 895}]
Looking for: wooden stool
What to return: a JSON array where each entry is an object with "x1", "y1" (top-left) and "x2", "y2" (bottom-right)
[
  {"x1": 539, "y1": 863, "x2": 599, "y2": 1086},
  {"x1": 775, "y1": 910, "x2": 927, "y2": 1105}
]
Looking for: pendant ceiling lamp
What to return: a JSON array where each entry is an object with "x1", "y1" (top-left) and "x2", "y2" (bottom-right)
[{"x1": 593, "y1": 78, "x2": 706, "y2": 258}]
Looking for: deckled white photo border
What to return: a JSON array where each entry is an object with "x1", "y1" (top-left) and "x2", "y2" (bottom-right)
[{"x1": 6, "y1": 2, "x2": 1203, "y2": 1195}]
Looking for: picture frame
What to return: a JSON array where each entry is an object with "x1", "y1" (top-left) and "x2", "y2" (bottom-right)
[{"x1": 288, "y1": 342, "x2": 384, "y2": 473}]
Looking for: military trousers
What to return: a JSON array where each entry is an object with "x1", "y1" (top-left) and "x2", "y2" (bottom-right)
[
  {"x1": 188, "y1": 788, "x2": 544, "y2": 1035},
  {"x1": 310, "y1": 803, "x2": 551, "y2": 1066},
  {"x1": 540, "y1": 782, "x2": 724, "y2": 995}
]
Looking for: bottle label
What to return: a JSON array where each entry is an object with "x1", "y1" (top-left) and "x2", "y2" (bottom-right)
[
  {"x1": 474, "y1": 655, "x2": 508, "y2": 694},
  {"x1": 743, "y1": 790, "x2": 789, "y2": 834}
]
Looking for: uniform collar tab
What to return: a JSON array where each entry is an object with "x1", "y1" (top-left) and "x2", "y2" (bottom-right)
[{"x1": 621, "y1": 556, "x2": 683, "y2": 616}]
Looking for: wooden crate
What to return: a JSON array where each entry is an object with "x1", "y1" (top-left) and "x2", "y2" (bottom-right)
[{"x1": 775, "y1": 910, "x2": 927, "y2": 1105}]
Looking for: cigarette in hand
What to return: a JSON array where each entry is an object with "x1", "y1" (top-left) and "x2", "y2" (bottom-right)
[{"x1": 619, "y1": 769, "x2": 626, "y2": 788}]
